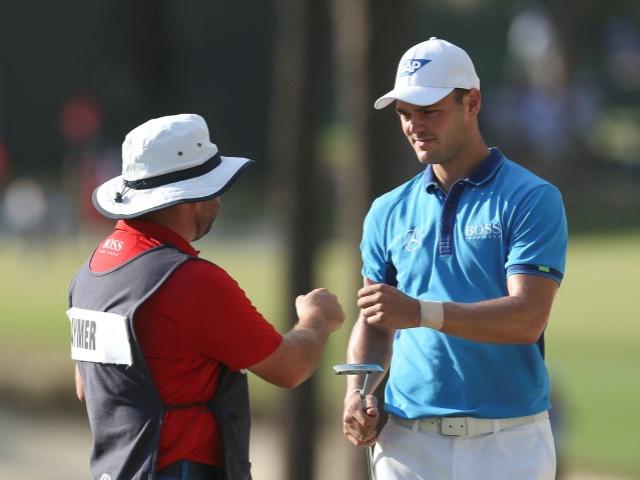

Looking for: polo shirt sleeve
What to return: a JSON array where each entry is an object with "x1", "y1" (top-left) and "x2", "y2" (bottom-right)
[
  {"x1": 360, "y1": 198, "x2": 391, "y2": 283},
  {"x1": 162, "y1": 260, "x2": 283, "y2": 371},
  {"x1": 505, "y1": 184, "x2": 568, "y2": 284}
]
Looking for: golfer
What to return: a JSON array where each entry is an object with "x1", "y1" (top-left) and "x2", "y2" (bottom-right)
[
  {"x1": 67, "y1": 113, "x2": 344, "y2": 480},
  {"x1": 342, "y1": 37, "x2": 567, "y2": 479}
]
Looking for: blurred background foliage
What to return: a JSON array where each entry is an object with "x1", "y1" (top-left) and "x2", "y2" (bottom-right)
[{"x1": 0, "y1": 0, "x2": 639, "y2": 479}]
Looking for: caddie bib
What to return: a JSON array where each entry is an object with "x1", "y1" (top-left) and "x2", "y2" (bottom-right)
[{"x1": 68, "y1": 245, "x2": 252, "y2": 480}]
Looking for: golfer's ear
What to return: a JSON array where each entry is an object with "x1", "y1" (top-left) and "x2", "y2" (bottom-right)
[{"x1": 467, "y1": 88, "x2": 481, "y2": 115}]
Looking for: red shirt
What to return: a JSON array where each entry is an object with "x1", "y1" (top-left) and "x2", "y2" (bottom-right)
[{"x1": 90, "y1": 220, "x2": 282, "y2": 469}]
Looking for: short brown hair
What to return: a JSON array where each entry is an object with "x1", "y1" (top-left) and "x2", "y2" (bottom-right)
[{"x1": 453, "y1": 88, "x2": 470, "y2": 104}]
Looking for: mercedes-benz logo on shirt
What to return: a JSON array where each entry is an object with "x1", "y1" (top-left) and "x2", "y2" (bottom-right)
[{"x1": 403, "y1": 227, "x2": 424, "y2": 252}]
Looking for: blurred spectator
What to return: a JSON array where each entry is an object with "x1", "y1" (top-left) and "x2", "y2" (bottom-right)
[
  {"x1": 592, "y1": 16, "x2": 640, "y2": 170},
  {"x1": 482, "y1": 6, "x2": 608, "y2": 182},
  {"x1": 507, "y1": 8, "x2": 567, "y2": 91},
  {"x1": 59, "y1": 94, "x2": 102, "y2": 146},
  {"x1": 506, "y1": 7, "x2": 571, "y2": 165},
  {"x1": 59, "y1": 93, "x2": 119, "y2": 230},
  {"x1": 2, "y1": 177, "x2": 46, "y2": 235},
  {"x1": 604, "y1": 16, "x2": 640, "y2": 94}
]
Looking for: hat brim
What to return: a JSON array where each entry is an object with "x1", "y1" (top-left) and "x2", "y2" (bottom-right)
[
  {"x1": 93, "y1": 156, "x2": 253, "y2": 219},
  {"x1": 374, "y1": 86, "x2": 455, "y2": 110}
]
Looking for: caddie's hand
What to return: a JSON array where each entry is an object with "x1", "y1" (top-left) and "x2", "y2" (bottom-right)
[
  {"x1": 295, "y1": 288, "x2": 344, "y2": 333},
  {"x1": 357, "y1": 283, "x2": 420, "y2": 329},
  {"x1": 343, "y1": 391, "x2": 379, "y2": 447}
]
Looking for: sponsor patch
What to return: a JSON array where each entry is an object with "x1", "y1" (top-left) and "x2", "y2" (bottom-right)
[
  {"x1": 98, "y1": 238, "x2": 125, "y2": 257},
  {"x1": 398, "y1": 58, "x2": 431, "y2": 76},
  {"x1": 463, "y1": 223, "x2": 502, "y2": 240},
  {"x1": 403, "y1": 227, "x2": 425, "y2": 252}
]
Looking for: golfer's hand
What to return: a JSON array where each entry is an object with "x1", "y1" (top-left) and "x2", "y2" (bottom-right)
[
  {"x1": 295, "y1": 288, "x2": 344, "y2": 333},
  {"x1": 343, "y1": 391, "x2": 379, "y2": 447},
  {"x1": 357, "y1": 283, "x2": 420, "y2": 329}
]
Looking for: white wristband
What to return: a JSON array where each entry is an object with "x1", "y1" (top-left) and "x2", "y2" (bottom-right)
[{"x1": 419, "y1": 300, "x2": 444, "y2": 330}]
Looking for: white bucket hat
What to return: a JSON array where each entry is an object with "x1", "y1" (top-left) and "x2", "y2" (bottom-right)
[
  {"x1": 93, "y1": 114, "x2": 252, "y2": 219},
  {"x1": 374, "y1": 37, "x2": 480, "y2": 109}
]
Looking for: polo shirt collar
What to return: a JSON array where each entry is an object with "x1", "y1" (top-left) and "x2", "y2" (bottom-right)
[
  {"x1": 115, "y1": 219, "x2": 199, "y2": 256},
  {"x1": 424, "y1": 147, "x2": 504, "y2": 192}
]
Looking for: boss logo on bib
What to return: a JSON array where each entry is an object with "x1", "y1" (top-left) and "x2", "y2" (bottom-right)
[{"x1": 99, "y1": 239, "x2": 125, "y2": 256}]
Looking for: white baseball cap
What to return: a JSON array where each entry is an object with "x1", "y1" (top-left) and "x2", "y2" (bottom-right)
[
  {"x1": 93, "y1": 114, "x2": 252, "y2": 219},
  {"x1": 374, "y1": 37, "x2": 480, "y2": 109}
]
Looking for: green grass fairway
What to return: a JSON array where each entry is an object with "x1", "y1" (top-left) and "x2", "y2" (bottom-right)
[
  {"x1": 0, "y1": 230, "x2": 638, "y2": 476},
  {"x1": 545, "y1": 232, "x2": 640, "y2": 476}
]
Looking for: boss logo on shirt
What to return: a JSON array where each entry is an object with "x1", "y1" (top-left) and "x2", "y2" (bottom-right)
[{"x1": 464, "y1": 223, "x2": 502, "y2": 240}]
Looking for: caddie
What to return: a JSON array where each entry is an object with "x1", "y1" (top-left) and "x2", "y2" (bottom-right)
[
  {"x1": 67, "y1": 113, "x2": 344, "y2": 480},
  {"x1": 342, "y1": 37, "x2": 568, "y2": 479}
]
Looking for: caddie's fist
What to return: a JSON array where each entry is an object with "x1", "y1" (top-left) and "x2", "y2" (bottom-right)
[{"x1": 295, "y1": 288, "x2": 345, "y2": 332}]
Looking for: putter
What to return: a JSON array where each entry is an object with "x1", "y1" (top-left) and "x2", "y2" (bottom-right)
[{"x1": 334, "y1": 363, "x2": 384, "y2": 480}]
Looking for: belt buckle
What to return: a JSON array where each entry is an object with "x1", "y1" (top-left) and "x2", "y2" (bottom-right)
[{"x1": 440, "y1": 417, "x2": 468, "y2": 436}]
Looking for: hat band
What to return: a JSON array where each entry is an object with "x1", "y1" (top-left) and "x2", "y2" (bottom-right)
[{"x1": 123, "y1": 153, "x2": 222, "y2": 190}]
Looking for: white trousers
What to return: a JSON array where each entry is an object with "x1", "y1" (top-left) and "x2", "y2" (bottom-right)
[{"x1": 372, "y1": 417, "x2": 556, "y2": 480}]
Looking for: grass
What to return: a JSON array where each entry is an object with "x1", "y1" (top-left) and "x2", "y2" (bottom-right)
[
  {"x1": 545, "y1": 232, "x2": 640, "y2": 476},
  {"x1": 1, "y1": 229, "x2": 639, "y2": 476}
]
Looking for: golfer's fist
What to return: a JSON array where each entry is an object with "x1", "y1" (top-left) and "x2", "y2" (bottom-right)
[
  {"x1": 296, "y1": 288, "x2": 344, "y2": 333},
  {"x1": 343, "y1": 391, "x2": 379, "y2": 447},
  {"x1": 357, "y1": 283, "x2": 420, "y2": 329}
]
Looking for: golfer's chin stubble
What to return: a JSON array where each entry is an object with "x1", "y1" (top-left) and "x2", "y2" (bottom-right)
[
  {"x1": 414, "y1": 142, "x2": 458, "y2": 166},
  {"x1": 414, "y1": 146, "x2": 439, "y2": 165},
  {"x1": 410, "y1": 136, "x2": 441, "y2": 164}
]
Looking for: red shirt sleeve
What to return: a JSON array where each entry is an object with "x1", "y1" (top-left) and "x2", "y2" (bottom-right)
[{"x1": 150, "y1": 259, "x2": 283, "y2": 371}]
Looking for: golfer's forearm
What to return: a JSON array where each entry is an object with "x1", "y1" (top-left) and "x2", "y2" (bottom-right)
[
  {"x1": 346, "y1": 315, "x2": 394, "y2": 395},
  {"x1": 441, "y1": 296, "x2": 550, "y2": 344},
  {"x1": 437, "y1": 275, "x2": 558, "y2": 344}
]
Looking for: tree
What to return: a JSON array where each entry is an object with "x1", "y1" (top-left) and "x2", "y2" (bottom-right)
[
  {"x1": 268, "y1": 1, "x2": 332, "y2": 479},
  {"x1": 332, "y1": 1, "x2": 409, "y2": 478}
]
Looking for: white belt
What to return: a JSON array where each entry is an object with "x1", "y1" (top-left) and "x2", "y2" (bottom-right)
[{"x1": 390, "y1": 411, "x2": 549, "y2": 437}]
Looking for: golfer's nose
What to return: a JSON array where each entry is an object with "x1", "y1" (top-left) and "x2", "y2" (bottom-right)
[{"x1": 407, "y1": 114, "x2": 427, "y2": 135}]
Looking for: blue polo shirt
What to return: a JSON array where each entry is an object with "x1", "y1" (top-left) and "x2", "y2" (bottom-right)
[{"x1": 361, "y1": 147, "x2": 567, "y2": 419}]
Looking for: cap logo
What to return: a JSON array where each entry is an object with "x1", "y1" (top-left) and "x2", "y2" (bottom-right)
[{"x1": 398, "y1": 58, "x2": 431, "y2": 77}]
